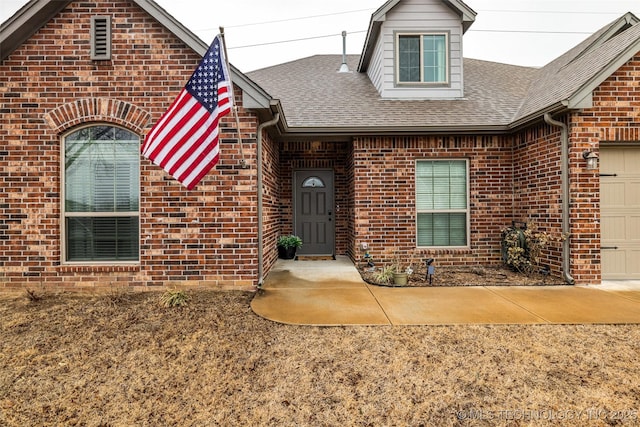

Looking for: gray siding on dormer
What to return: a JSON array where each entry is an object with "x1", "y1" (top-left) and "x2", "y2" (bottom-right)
[{"x1": 367, "y1": 0, "x2": 465, "y2": 99}]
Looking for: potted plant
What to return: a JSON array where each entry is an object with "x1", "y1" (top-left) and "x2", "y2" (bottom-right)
[
  {"x1": 392, "y1": 269, "x2": 408, "y2": 286},
  {"x1": 277, "y1": 235, "x2": 302, "y2": 259},
  {"x1": 390, "y1": 255, "x2": 416, "y2": 286}
]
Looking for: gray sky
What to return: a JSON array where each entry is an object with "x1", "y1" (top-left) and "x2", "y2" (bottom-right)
[{"x1": 2, "y1": 0, "x2": 640, "y2": 71}]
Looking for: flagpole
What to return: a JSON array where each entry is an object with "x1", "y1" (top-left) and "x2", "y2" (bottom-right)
[{"x1": 219, "y1": 27, "x2": 247, "y2": 168}]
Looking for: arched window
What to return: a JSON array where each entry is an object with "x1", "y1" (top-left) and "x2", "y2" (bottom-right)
[
  {"x1": 63, "y1": 125, "x2": 139, "y2": 262},
  {"x1": 301, "y1": 176, "x2": 325, "y2": 188}
]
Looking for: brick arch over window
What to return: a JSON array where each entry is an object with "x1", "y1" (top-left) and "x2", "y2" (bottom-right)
[{"x1": 43, "y1": 98, "x2": 151, "y2": 134}]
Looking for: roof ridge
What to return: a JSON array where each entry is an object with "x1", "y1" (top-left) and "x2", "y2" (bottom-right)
[{"x1": 513, "y1": 17, "x2": 640, "y2": 125}]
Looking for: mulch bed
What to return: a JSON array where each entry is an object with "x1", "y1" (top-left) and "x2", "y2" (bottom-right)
[{"x1": 359, "y1": 263, "x2": 566, "y2": 287}]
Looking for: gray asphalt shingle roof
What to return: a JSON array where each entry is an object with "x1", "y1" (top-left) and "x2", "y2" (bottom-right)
[
  {"x1": 248, "y1": 56, "x2": 538, "y2": 130},
  {"x1": 247, "y1": 14, "x2": 640, "y2": 133},
  {"x1": 516, "y1": 16, "x2": 640, "y2": 122}
]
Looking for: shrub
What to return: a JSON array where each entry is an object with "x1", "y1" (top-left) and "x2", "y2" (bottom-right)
[
  {"x1": 501, "y1": 222, "x2": 563, "y2": 276},
  {"x1": 374, "y1": 265, "x2": 395, "y2": 284},
  {"x1": 277, "y1": 235, "x2": 302, "y2": 249}
]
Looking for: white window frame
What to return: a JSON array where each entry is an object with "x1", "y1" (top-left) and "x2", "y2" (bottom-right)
[
  {"x1": 395, "y1": 32, "x2": 450, "y2": 86},
  {"x1": 61, "y1": 124, "x2": 140, "y2": 265},
  {"x1": 415, "y1": 159, "x2": 470, "y2": 249}
]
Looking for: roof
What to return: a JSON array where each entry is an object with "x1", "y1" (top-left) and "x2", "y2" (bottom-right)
[
  {"x1": 248, "y1": 12, "x2": 640, "y2": 136},
  {"x1": 248, "y1": 55, "x2": 537, "y2": 136},
  {"x1": 514, "y1": 12, "x2": 640, "y2": 124},
  {"x1": 0, "y1": 0, "x2": 272, "y2": 109}
]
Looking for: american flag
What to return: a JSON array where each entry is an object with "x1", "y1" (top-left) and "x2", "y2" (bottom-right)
[{"x1": 141, "y1": 35, "x2": 233, "y2": 190}]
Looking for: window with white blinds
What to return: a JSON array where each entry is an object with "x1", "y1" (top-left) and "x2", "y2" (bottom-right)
[
  {"x1": 63, "y1": 126, "x2": 139, "y2": 262},
  {"x1": 416, "y1": 160, "x2": 468, "y2": 247}
]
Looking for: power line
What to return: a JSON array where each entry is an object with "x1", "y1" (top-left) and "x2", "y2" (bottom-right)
[
  {"x1": 227, "y1": 27, "x2": 598, "y2": 50},
  {"x1": 468, "y1": 29, "x2": 593, "y2": 35},
  {"x1": 228, "y1": 31, "x2": 367, "y2": 50},
  {"x1": 477, "y1": 9, "x2": 623, "y2": 15},
  {"x1": 212, "y1": 7, "x2": 636, "y2": 32},
  {"x1": 200, "y1": 8, "x2": 374, "y2": 31}
]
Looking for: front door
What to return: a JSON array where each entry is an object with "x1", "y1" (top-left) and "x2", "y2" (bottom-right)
[{"x1": 294, "y1": 170, "x2": 335, "y2": 256}]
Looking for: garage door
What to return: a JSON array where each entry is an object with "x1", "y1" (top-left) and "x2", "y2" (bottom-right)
[{"x1": 600, "y1": 146, "x2": 640, "y2": 279}]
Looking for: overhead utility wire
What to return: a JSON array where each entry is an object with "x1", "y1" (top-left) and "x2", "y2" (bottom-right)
[
  {"x1": 209, "y1": 8, "x2": 374, "y2": 30},
  {"x1": 477, "y1": 9, "x2": 623, "y2": 15},
  {"x1": 468, "y1": 29, "x2": 593, "y2": 35},
  {"x1": 211, "y1": 8, "x2": 631, "y2": 32},
  {"x1": 228, "y1": 30, "x2": 367, "y2": 50},
  {"x1": 228, "y1": 27, "x2": 594, "y2": 50}
]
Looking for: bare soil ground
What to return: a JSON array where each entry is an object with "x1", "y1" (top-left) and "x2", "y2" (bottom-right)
[{"x1": 1, "y1": 290, "x2": 639, "y2": 426}]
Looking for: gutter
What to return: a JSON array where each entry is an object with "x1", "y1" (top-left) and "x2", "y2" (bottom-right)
[
  {"x1": 543, "y1": 113, "x2": 576, "y2": 285},
  {"x1": 256, "y1": 113, "x2": 280, "y2": 288}
]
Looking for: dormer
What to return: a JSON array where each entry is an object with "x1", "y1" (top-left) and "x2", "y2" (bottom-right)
[{"x1": 358, "y1": 0, "x2": 476, "y2": 100}]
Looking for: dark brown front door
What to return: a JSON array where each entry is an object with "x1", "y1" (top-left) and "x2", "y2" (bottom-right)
[{"x1": 294, "y1": 170, "x2": 335, "y2": 256}]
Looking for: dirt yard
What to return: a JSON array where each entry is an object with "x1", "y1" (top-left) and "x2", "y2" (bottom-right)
[{"x1": 1, "y1": 290, "x2": 639, "y2": 426}]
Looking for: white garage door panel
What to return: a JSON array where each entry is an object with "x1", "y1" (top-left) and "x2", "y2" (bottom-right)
[
  {"x1": 631, "y1": 216, "x2": 640, "y2": 240},
  {"x1": 629, "y1": 250, "x2": 640, "y2": 274},
  {"x1": 601, "y1": 182, "x2": 624, "y2": 206},
  {"x1": 601, "y1": 215, "x2": 625, "y2": 240},
  {"x1": 601, "y1": 250, "x2": 626, "y2": 278},
  {"x1": 628, "y1": 182, "x2": 640, "y2": 206},
  {"x1": 601, "y1": 146, "x2": 640, "y2": 279}
]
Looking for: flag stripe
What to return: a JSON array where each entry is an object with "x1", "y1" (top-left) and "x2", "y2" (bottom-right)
[
  {"x1": 142, "y1": 34, "x2": 233, "y2": 190},
  {"x1": 142, "y1": 89, "x2": 192, "y2": 158},
  {"x1": 173, "y1": 116, "x2": 221, "y2": 183},
  {"x1": 169, "y1": 110, "x2": 219, "y2": 177}
]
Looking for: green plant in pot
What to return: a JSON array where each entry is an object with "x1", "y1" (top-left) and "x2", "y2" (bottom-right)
[{"x1": 277, "y1": 235, "x2": 303, "y2": 259}]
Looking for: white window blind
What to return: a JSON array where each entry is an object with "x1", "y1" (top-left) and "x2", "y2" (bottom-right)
[
  {"x1": 64, "y1": 126, "x2": 139, "y2": 262},
  {"x1": 416, "y1": 160, "x2": 468, "y2": 247}
]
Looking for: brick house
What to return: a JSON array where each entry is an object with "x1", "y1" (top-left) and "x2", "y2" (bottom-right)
[{"x1": 1, "y1": 0, "x2": 640, "y2": 291}]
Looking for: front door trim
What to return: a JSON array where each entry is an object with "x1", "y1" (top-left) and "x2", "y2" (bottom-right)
[{"x1": 293, "y1": 169, "x2": 335, "y2": 256}]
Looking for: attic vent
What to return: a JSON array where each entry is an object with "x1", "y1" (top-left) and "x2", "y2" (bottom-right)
[{"x1": 91, "y1": 16, "x2": 111, "y2": 60}]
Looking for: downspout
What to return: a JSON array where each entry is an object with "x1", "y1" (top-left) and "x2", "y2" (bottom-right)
[
  {"x1": 257, "y1": 113, "x2": 280, "y2": 288},
  {"x1": 543, "y1": 113, "x2": 576, "y2": 285}
]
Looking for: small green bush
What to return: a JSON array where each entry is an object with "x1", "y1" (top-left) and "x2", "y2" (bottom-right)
[{"x1": 277, "y1": 235, "x2": 303, "y2": 249}]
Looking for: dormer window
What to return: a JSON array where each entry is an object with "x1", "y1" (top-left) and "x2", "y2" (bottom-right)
[{"x1": 396, "y1": 33, "x2": 448, "y2": 85}]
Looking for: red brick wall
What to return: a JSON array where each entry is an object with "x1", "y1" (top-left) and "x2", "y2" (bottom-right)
[
  {"x1": 568, "y1": 53, "x2": 640, "y2": 284},
  {"x1": 351, "y1": 136, "x2": 514, "y2": 268},
  {"x1": 0, "y1": 1, "x2": 260, "y2": 291},
  {"x1": 512, "y1": 122, "x2": 564, "y2": 277},
  {"x1": 261, "y1": 131, "x2": 281, "y2": 277}
]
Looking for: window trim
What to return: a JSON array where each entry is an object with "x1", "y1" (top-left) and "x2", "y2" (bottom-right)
[
  {"x1": 61, "y1": 124, "x2": 141, "y2": 265},
  {"x1": 395, "y1": 31, "x2": 450, "y2": 86},
  {"x1": 415, "y1": 158, "x2": 470, "y2": 249}
]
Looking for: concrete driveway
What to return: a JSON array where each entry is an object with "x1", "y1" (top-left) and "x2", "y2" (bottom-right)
[{"x1": 251, "y1": 257, "x2": 640, "y2": 326}]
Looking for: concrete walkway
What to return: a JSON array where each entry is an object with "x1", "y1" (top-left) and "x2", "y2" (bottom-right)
[{"x1": 250, "y1": 256, "x2": 640, "y2": 326}]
